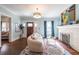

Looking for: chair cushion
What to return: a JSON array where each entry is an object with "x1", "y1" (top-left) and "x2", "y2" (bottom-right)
[{"x1": 31, "y1": 33, "x2": 42, "y2": 39}]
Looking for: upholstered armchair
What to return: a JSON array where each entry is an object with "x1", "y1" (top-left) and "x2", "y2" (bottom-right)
[{"x1": 27, "y1": 33, "x2": 44, "y2": 52}]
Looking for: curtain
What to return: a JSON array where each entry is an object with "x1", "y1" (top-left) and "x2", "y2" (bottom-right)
[
  {"x1": 44, "y1": 21, "x2": 47, "y2": 38},
  {"x1": 51, "y1": 21, "x2": 54, "y2": 36}
]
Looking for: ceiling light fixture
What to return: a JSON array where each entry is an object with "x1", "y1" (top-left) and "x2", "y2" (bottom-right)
[{"x1": 33, "y1": 8, "x2": 42, "y2": 18}]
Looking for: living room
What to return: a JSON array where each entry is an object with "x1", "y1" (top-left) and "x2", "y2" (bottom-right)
[{"x1": 0, "y1": 4, "x2": 79, "y2": 55}]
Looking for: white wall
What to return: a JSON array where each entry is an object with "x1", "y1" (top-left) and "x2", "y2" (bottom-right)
[
  {"x1": 0, "y1": 6, "x2": 21, "y2": 43},
  {"x1": 54, "y1": 17, "x2": 61, "y2": 37}
]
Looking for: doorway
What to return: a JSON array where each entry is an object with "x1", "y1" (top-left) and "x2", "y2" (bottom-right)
[
  {"x1": 1, "y1": 15, "x2": 11, "y2": 45},
  {"x1": 26, "y1": 22, "x2": 34, "y2": 38}
]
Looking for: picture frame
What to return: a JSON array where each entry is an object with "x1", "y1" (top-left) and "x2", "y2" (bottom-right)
[{"x1": 15, "y1": 23, "x2": 20, "y2": 32}]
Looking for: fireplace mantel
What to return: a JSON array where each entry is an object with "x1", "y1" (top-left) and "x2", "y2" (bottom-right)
[
  {"x1": 57, "y1": 24, "x2": 79, "y2": 52},
  {"x1": 57, "y1": 24, "x2": 79, "y2": 28}
]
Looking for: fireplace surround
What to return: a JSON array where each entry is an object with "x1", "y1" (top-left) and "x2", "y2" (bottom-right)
[
  {"x1": 58, "y1": 24, "x2": 79, "y2": 52},
  {"x1": 61, "y1": 33, "x2": 70, "y2": 45}
]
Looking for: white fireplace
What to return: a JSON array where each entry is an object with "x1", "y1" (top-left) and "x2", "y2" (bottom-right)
[{"x1": 57, "y1": 24, "x2": 79, "y2": 52}]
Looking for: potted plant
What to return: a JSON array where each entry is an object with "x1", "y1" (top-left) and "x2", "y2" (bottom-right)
[{"x1": 19, "y1": 24, "x2": 24, "y2": 39}]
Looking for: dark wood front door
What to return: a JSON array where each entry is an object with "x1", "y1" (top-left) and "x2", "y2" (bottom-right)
[{"x1": 27, "y1": 22, "x2": 34, "y2": 37}]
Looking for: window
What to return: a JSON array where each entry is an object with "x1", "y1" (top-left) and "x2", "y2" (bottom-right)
[
  {"x1": 47, "y1": 21, "x2": 52, "y2": 38},
  {"x1": 44, "y1": 21, "x2": 54, "y2": 38},
  {"x1": 27, "y1": 23, "x2": 33, "y2": 27},
  {"x1": 2, "y1": 22, "x2": 9, "y2": 32}
]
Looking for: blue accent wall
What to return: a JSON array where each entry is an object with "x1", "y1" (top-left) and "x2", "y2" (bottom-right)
[
  {"x1": 76, "y1": 4, "x2": 79, "y2": 20},
  {"x1": 0, "y1": 6, "x2": 21, "y2": 41},
  {"x1": 54, "y1": 17, "x2": 61, "y2": 37}
]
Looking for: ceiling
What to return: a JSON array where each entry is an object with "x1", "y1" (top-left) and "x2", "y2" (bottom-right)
[{"x1": 1, "y1": 4, "x2": 72, "y2": 18}]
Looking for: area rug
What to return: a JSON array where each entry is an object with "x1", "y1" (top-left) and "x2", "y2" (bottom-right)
[{"x1": 20, "y1": 44, "x2": 71, "y2": 55}]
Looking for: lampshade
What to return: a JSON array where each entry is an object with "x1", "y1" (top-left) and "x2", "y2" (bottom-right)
[{"x1": 33, "y1": 8, "x2": 42, "y2": 18}]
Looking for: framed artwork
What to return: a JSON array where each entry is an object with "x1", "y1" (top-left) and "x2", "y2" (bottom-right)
[
  {"x1": 61, "y1": 13, "x2": 69, "y2": 25},
  {"x1": 61, "y1": 4, "x2": 76, "y2": 25},
  {"x1": 15, "y1": 24, "x2": 20, "y2": 32}
]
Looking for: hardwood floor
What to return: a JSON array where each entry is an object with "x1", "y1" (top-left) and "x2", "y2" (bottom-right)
[
  {"x1": 55, "y1": 39, "x2": 79, "y2": 55},
  {"x1": 0, "y1": 38, "x2": 79, "y2": 55},
  {"x1": 0, "y1": 38, "x2": 27, "y2": 55},
  {"x1": 2, "y1": 39, "x2": 9, "y2": 45}
]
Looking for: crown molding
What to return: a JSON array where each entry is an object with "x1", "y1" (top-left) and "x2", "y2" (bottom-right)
[{"x1": 0, "y1": 5, "x2": 17, "y2": 15}]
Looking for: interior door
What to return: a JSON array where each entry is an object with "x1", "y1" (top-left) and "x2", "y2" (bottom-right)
[{"x1": 27, "y1": 22, "x2": 34, "y2": 37}]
